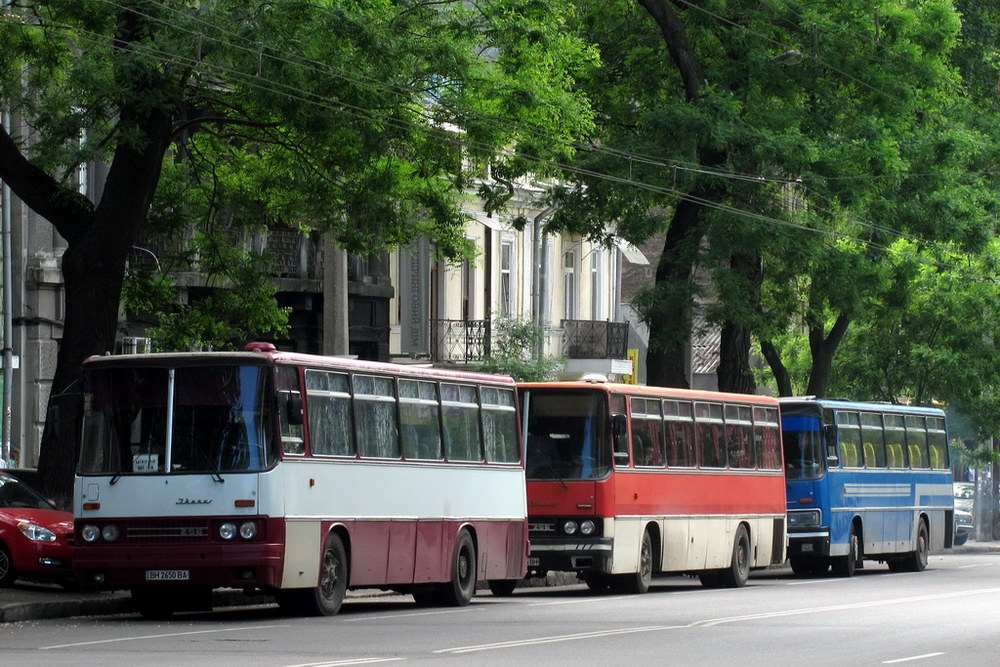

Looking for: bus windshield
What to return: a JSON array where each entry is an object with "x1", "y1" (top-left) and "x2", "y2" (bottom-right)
[
  {"x1": 782, "y1": 415, "x2": 825, "y2": 480},
  {"x1": 523, "y1": 389, "x2": 610, "y2": 481},
  {"x1": 79, "y1": 364, "x2": 276, "y2": 475}
]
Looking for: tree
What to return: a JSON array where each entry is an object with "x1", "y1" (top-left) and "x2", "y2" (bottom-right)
[
  {"x1": 535, "y1": 1, "x2": 994, "y2": 399},
  {"x1": 0, "y1": 0, "x2": 594, "y2": 502}
]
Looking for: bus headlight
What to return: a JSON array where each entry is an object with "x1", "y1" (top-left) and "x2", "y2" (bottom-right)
[
  {"x1": 788, "y1": 510, "x2": 821, "y2": 527},
  {"x1": 562, "y1": 520, "x2": 578, "y2": 535},
  {"x1": 239, "y1": 521, "x2": 257, "y2": 540},
  {"x1": 219, "y1": 522, "x2": 237, "y2": 540},
  {"x1": 81, "y1": 524, "x2": 101, "y2": 543},
  {"x1": 101, "y1": 524, "x2": 120, "y2": 542},
  {"x1": 580, "y1": 520, "x2": 596, "y2": 536}
]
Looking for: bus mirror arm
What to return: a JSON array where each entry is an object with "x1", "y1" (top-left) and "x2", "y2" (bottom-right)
[
  {"x1": 611, "y1": 413, "x2": 627, "y2": 437},
  {"x1": 285, "y1": 395, "x2": 303, "y2": 426}
]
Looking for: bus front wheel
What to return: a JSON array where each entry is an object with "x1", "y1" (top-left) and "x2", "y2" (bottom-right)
[
  {"x1": 893, "y1": 520, "x2": 929, "y2": 573},
  {"x1": 277, "y1": 532, "x2": 349, "y2": 616},
  {"x1": 615, "y1": 529, "x2": 653, "y2": 594},
  {"x1": 832, "y1": 526, "x2": 860, "y2": 577},
  {"x1": 488, "y1": 579, "x2": 518, "y2": 597}
]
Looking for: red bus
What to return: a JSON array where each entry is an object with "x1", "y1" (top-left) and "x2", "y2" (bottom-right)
[
  {"x1": 73, "y1": 343, "x2": 527, "y2": 617},
  {"x1": 520, "y1": 380, "x2": 786, "y2": 592}
]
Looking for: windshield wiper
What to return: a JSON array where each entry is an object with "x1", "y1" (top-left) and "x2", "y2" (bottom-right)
[
  {"x1": 211, "y1": 471, "x2": 225, "y2": 483},
  {"x1": 109, "y1": 472, "x2": 122, "y2": 485}
]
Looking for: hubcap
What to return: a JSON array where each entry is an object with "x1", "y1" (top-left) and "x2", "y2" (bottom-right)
[{"x1": 321, "y1": 549, "x2": 341, "y2": 599}]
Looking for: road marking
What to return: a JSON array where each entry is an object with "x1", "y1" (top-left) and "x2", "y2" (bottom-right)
[
  {"x1": 957, "y1": 563, "x2": 993, "y2": 569},
  {"x1": 435, "y1": 587, "x2": 1000, "y2": 654},
  {"x1": 692, "y1": 587, "x2": 1000, "y2": 627},
  {"x1": 436, "y1": 626, "x2": 679, "y2": 654},
  {"x1": 39, "y1": 624, "x2": 289, "y2": 650},
  {"x1": 785, "y1": 578, "x2": 851, "y2": 586},
  {"x1": 882, "y1": 652, "x2": 945, "y2": 664},
  {"x1": 344, "y1": 607, "x2": 480, "y2": 622},
  {"x1": 284, "y1": 659, "x2": 404, "y2": 666},
  {"x1": 527, "y1": 594, "x2": 633, "y2": 607}
]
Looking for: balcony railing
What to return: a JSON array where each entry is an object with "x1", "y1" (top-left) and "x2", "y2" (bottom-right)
[
  {"x1": 561, "y1": 320, "x2": 628, "y2": 360},
  {"x1": 431, "y1": 319, "x2": 492, "y2": 363}
]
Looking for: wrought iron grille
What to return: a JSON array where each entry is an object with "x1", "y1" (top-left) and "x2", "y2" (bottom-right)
[
  {"x1": 431, "y1": 319, "x2": 491, "y2": 363},
  {"x1": 561, "y1": 320, "x2": 628, "y2": 359}
]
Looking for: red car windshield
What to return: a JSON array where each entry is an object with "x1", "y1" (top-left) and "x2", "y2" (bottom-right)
[{"x1": 0, "y1": 474, "x2": 54, "y2": 510}]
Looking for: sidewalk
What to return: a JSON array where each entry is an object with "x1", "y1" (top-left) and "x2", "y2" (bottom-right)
[{"x1": 3, "y1": 542, "x2": 999, "y2": 623}]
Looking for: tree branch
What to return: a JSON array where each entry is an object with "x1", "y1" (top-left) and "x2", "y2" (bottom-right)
[{"x1": 0, "y1": 124, "x2": 94, "y2": 244}]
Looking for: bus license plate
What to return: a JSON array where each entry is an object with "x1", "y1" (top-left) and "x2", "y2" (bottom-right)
[
  {"x1": 527, "y1": 557, "x2": 539, "y2": 567},
  {"x1": 145, "y1": 569, "x2": 190, "y2": 581}
]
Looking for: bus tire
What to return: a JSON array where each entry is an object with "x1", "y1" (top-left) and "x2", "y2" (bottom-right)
[
  {"x1": 698, "y1": 571, "x2": 722, "y2": 588},
  {"x1": 615, "y1": 529, "x2": 653, "y2": 594},
  {"x1": 582, "y1": 573, "x2": 611, "y2": 592},
  {"x1": 900, "y1": 519, "x2": 929, "y2": 572},
  {"x1": 488, "y1": 579, "x2": 518, "y2": 597},
  {"x1": 277, "y1": 532, "x2": 349, "y2": 616},
  {"x1": 131, "y1": 588, "x2": 176, "y2": 619},
  {"x1": 719, "y1": 524, "x2": 750, "y2": 588},
  {"x1": 437, "y1": 530, "x2": 477, "y2": 607},
  {"x1": 832, "y1": 525, "x2": 860, "y2": 577}
]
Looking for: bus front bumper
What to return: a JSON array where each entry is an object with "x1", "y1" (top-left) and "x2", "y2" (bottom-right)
[
  {"x1": 787, "y1": 528, "x2": 831, "y2": 558},
  {"x1": 73, "y1": 542, "x2": 285, "y2": 590},
  {"x1": 528, "y1": 537, "x2": 614, "y2": 575}
]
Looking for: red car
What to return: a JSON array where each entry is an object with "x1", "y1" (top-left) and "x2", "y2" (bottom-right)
[{"x1": 0, "y1": 471, "x2": 74, "y2": 585}]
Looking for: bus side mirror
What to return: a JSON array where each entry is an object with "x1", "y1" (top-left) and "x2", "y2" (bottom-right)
[
  {"x1": 611, "y1": 413, "x2": 627, "y2": 437},
  {"x1": 47, "y1": 405, "x2": 61, "y2": 439},
  {"x1": 284, "y1": 394, "x2": 303, "y2": 426}
]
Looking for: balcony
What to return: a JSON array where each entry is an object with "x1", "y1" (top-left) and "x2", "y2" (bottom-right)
[
  {"x1": 431, "y1": 319, "x2": 492, "y2": 364},
  {"x1": 561, "y1": 320, "x2": 628, "y2": 360}
]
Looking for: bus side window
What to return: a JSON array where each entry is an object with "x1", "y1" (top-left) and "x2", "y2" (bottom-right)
[
  {"x1": 611, "y1": 392, "x2": 629, "y2": 466},
  {"x1": 278, "y1": 365, "x2": 305, "y2": 455}
]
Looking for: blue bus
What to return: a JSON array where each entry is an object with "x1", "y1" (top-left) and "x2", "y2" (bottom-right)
[{"x1": 780, "y1": 398, "x2": 953, "y2": 576}]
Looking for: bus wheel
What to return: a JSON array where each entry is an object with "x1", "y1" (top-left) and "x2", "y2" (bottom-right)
[
  {"x1": 719, "y1": 525, "x2": 750, "y2": 588},
  {"x1": 438, "y1": 530, "x2": 477, "y2": 606},
  {"x1": 832, "y1": 526, "x2": 860, "y2": 577},
  {"x1": 277, "y1": 533, "x2": 349, "y2": 616},
  {"x1": 488, "y1": 579, "x2": 518, "y2": 597},
  {"x1": 791, "y1": 557, "x2": 829, "y2": 576},
  {"x1": 615, "y1": 529, "x2": 652, "y2": 594},
  {"x1": 582, "y1": 573, "x2": 611, "y2": 592},
  {"x1": 900, "y1": 520, "x2": 929, "y2": 572},
  {"x1": 131, "y1": 588, "x2": 176, "y2": 619}
]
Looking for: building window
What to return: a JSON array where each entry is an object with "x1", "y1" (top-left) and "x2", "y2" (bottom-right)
[
  {"x1": 500, "y1": 240, "x2": 514, "y2": 316},
  {"x1": 590, "y1": 248, "x2": 603, "y2": 319},
  {"x1": 563, "y1": 250, "x2": 576, "y2": 319}
]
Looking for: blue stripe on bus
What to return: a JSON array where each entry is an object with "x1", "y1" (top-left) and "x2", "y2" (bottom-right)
[{"x1": 782, "y1": 415, "x2": 821, "y2": 431}]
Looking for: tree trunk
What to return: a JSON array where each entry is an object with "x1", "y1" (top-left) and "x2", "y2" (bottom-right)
[
  {"x1": 804, "y1": 312, "x2": 851, "y2": 398},
  {"x1": 759, "y1": 339, "x2": 794, "y2": 396},
  {"x1": 717, "y1": 249, "x2": 762, "y2": 394},
  {"x1": 34, "y1": 107, "x2": 171, "y2": 506},
  {"x1": 637, "y1": 0, "x2": 728, "y2": 389}
]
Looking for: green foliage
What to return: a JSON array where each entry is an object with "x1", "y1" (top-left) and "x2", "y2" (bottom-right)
[
  {"x1": 122, "y1": 233, "x2": 290, "y2": 351},
  {"x1": 475, "y1": 315, "x2": 562, "y2": 382}
]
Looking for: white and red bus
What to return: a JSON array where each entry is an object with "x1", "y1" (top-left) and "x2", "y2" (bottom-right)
[
  {"x1": 520, "y1": 380, "x2": 786, "y2": 592},
  {"x1": 72, "y1": 343, "x2": 526, "y2": 617}
]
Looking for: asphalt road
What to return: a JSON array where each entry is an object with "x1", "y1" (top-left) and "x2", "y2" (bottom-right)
[{"x1": 2, "y1": 552, "x2": 999, "y2": 666}]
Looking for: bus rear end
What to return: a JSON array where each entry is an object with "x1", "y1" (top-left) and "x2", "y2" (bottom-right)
[{"x1": 73, "y1": 354, "x2": 284, "y2": 616}]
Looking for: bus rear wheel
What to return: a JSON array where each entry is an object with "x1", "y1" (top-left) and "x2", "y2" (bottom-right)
[
  {"x1": 718, "y1": 525, "x2": 751, "y2": 588},
  {"x1": 437, "y1": 530, "x2": 477, "y2": 607}
]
